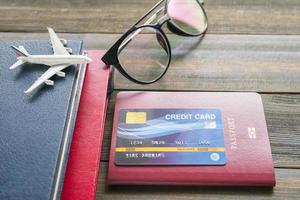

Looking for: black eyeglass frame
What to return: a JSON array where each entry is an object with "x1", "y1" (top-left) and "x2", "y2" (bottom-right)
[{"x1": 101, "y1": 0, "x2": 208, "y2": 84}]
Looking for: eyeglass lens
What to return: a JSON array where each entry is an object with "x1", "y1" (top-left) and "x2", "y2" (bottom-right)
[
  {"x1": 167, "y1": 0, "x2": 207, "y2": 35},
  {"x1": 118, "y1": 26, "x2": 170, "y2": 83}
]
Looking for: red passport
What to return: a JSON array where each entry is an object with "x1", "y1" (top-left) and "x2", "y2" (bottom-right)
[
  {"x1": 108, "y1": 92, "x2": 276, "y2": 186},
  {"x1": 61, "y1": 50, "x2": 110, "y2": 200}
]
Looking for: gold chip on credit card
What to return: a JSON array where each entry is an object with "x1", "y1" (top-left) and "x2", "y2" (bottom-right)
[{"x1": 126, "y1": 112, "x2": 147, "y2": 124}]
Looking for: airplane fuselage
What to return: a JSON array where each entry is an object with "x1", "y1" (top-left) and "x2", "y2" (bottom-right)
[{"x1": 18, "y1": 55, "x2": 91, "y2": 66}]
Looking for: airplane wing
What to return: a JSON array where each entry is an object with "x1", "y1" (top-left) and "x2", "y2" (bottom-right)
[
  {"x1": 47, "y1": 27, "x2": 70, "y2": 55},
  {"x1": 24, "y1": 64, "x2": 68, "y2": 93}
]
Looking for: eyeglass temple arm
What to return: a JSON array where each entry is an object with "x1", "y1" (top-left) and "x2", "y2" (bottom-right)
[
  {"x1": 118, "y1": 6, "x2": 165, "y2": 52},
  {"x1": 132, "y1": 0, "x2": 165, "y2": 27}
]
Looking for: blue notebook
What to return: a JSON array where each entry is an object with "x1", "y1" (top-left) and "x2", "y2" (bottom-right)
[{"x1": 0, "y1": 40, "x2": 85, "y2": 199}]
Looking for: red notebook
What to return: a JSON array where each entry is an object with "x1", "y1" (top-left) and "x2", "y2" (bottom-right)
[
  {"x1": 61, "y1": 50, "x2": 110, "y2": 200},
  {"x1": 108, "y1": 92, "x2": 276, "y2": 186}
]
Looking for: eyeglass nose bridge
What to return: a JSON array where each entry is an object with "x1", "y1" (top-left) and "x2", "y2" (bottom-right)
[
  {"x1": 167, "y1": 21, "x2": 199, "y2": 37},
  {"x1": 156, "y1": 14, "x2": 170, "y2": 27},
  {"x1": 156, "y1": 13, "x2": 206, "y2": 37}
]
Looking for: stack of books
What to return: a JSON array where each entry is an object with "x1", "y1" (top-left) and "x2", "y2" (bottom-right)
[{"x1": 0, "y1": 40, "x2": 110, "y2": 199}]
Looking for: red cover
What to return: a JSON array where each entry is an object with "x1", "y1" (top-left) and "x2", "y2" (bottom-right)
[
  {"x1": 108, "y1": 92, "x2": 276, "y2": 186},
  {"x1": 61, "y1": 50, "x2": 110, "y2": 200}
]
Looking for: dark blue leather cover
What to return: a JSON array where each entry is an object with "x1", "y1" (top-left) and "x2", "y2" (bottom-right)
[{"x1": 0, "y1": 40, "x2": 82, "y2": 199}]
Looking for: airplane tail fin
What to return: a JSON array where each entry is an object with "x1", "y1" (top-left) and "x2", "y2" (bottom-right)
[
  {"x1": 10, "y1": 45, "x2": 30, "y2": 69},
  {"x1": 11, "y1": 45, "x2": 30, "y2": 57}
]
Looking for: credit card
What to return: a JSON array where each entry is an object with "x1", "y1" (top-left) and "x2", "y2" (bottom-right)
[{"x1": 115, "y1": 109, "x2": 226, "y2": 165}]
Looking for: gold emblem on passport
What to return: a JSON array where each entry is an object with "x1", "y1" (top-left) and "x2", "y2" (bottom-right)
[{"x1": 126, "y1": 112, "x2": 147, "y2": 124}]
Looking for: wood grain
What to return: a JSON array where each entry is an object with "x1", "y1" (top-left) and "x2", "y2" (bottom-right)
[
  {"x1": 0, "y1": 0, "x2": 299, "y2": 34},
  {"x1": 1, "y1": 33, "x2": 300, "y2": 93},
  {"x1": 96, "y1": 161, "x2": 300, "y2": 200},
  {"x1": 1, "y1": 7, "x2": 299, "y2": 197},
  {"x1": 112, "y1": 34, "x2": 300, "y2": 92}
]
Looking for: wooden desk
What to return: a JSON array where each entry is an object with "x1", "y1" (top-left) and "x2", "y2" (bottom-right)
[{"x1": 1, "y1": 0, "x2": 299, "y2": 199}]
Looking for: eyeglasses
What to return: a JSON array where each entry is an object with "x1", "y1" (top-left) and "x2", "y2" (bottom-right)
[{"x1": 102, "y1": 0, "x2": 208, "y2": 84}]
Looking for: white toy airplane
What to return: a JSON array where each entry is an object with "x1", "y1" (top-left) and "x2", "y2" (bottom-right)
[{"x1": 10, "y1": 27, "x2": 92, "y2": 93}]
